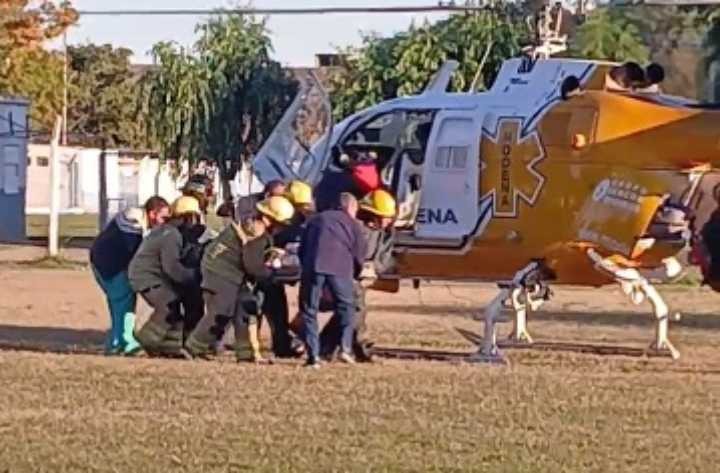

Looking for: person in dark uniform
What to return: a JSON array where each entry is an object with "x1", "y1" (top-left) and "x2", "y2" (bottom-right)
[
  {"x1": 319, "y1": 189, "x2": 397, "y2": 362},
  {"x1": 299, "y1": 192, "x2": 367, "y2": 368},
  {"x1": 129, "y1": 196, "x2": 203, "y2": 357},
  {"x1": 259, "y1": 180, "x2": 315, "y2": 358},
  {"x1": 90, "y1": 196, "x2": 170, "y2": 355},
  {"x1": 183, "y1": 196, "x2": 296, "y2": 363},
  {"x1": 178, "y1": 174, "x2": 215, "y2": 339}
]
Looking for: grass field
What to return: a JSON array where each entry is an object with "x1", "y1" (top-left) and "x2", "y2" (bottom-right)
[{"x1": 1, "y1": 264, "x2": 719, "y2": 472}]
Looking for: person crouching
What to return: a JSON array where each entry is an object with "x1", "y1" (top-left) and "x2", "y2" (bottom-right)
[
  {"x1": 90, "y1": 196, "x2": 170, "y2": 355},
  {"x1": 129, "y1": 196, "x2": 203, "y2": 357},
  {"x1": 183, "y1": 196, "x2": 295, "y2": 363}
]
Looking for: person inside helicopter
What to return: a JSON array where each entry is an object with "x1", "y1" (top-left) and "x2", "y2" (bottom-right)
[{"x1": 314, "y1": 109, "x2": 434, "y2": 227}]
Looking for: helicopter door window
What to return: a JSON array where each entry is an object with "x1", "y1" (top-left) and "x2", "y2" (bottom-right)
[{"x1": 434, "y1": 146, "x2": 468, "y2": 171}]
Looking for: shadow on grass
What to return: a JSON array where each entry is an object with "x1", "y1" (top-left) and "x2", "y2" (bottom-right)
[
  {"x1": 0, "y1": 324, "x2": 104, "y2": 355},
  {"x1": 371, "y1": 304, "x2": 720, "y2": 331}
]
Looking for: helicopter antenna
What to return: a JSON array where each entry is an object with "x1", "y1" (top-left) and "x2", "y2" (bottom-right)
[{"x1": 469, "y1": 40, "x2": 494, "y2": 92}]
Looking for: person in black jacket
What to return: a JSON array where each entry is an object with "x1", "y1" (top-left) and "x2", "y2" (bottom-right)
[
  {"x1": 129, "y1": 196, "x2": 204, "y2": 357},
  {"x1": 90, "y1": 196, "x2": 170, "y2": 355}
]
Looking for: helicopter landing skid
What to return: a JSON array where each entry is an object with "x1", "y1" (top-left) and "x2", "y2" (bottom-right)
[
  {"x1": 473, "y1": 262, "x2": 551, "y2": 363},
  {"x1": 587, "y1": 249, "x2": 680, "y2": 360}
]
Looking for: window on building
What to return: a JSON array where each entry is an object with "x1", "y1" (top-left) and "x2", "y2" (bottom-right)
[{"x1": 37, "y1": 156, "x2": 49, "y2": 167}]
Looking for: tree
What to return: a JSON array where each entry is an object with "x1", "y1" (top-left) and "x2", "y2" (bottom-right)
[
  {"x1": 0, "y1": 1, "x2": 77, "y2": 132},
  {"x1": 330, "y1": 8, "x2": 528, "y2": 119},
  {"x1": 141, "y1": 12, "x2": 298, "y2": 189},
  {"x1": 569, "y1": 8, "x2": 649, "y2": 63},
  {"x1": 0, "y1": 0, "x2": 77, "y2": 52},
  {"x1": 0, "y1": 48, "x2": 64, "y2": 130},
  {"x1": 67, "y1": 44, "x2": 146, "y2": 148}
]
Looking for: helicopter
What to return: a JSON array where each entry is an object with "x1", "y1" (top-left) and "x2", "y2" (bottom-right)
[{"x1": 249, "y1": 8, "x2": 720, "y2": 363}]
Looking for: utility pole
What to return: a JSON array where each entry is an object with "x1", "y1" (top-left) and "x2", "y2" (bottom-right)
[
  {"x1": 62, "y1": 31, "x2": 68, "y2": 146},
  {"x1": 98, "y1": 139, "x2": 108, "y2": 230},
  {"x1": 48, "y1": 116, "x2": 63, "y2": 257}
]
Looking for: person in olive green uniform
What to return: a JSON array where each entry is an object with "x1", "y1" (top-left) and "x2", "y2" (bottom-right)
[
  {"x1": 183, "y1": 196, "x2": 295, "y2": 363},
  {"x1": 129, "y1": 196, "x2": 203, "y2": 357}
]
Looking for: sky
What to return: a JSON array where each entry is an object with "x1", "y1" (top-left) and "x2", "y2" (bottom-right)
[{"x1": 63, "y1": 0, "x2": 449, "y2": 67}]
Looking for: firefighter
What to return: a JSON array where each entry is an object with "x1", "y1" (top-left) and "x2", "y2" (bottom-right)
[
  {"x1": 129, "y1": 196, "x2": 203, "y2": 357},
  {"x1": 259, "y1": 180, "x2": 315, "y2": 358},
  {"x1": 182, "y1": 174, "x2": 213, "y2": 216},
  {"x1": 319, "y1": 189, "x2": 397, "y2": 362},
  {"x1": 178, "y1": 174, "x2": 216, "y2": 339},
  {"x1": 90, "y1": 196, "x2": 170, "y2": 355},
  {"x1": 236, "y1": 179, "x2": 287, "y2": 223},
  {"x1": 183, "y1": 196, "x2": 295, "y2": 363}
]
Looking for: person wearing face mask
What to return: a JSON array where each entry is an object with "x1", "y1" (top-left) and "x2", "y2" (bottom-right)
[
  {"x1": 90, "y1": 196, "x2": 170, "y2": 356},
  {"x1": 183, "y1": 196, "x2": 295, "y2": 363},
  {"x1": 128, "y1": 196, "x2": 205, "y2": 357}
]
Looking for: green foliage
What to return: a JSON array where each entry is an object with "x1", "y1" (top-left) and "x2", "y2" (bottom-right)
[
  {"x1": 331, "y1": 9, "x2": 528, "y2": 119},
  {"x1": 570, "y1": 8, "x2": 649, "y2": 63},
  {"x1": 141, "y1": 12, "x2": 297, "y2": 181},
  {"x1": 0, "y1": 48, "x2": 64, "y2": 131},
  {"x1": 67, "y1": 44, "x2": 144, "y2": 148}
]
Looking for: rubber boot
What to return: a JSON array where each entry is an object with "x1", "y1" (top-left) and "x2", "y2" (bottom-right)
[
  {"x1": 104, "y1": 309, "x2": 124, "y2": 356},
  {"x1": 122, "y1": 312, "x2": 142, "y2": 356}
]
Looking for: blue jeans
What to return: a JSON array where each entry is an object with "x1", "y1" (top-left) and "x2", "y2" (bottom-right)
[
  {"x1": 92, "y1": 267, "x2": 137, "y2": 352},
  {"x1": 299, "y1": 272, "x2": 355, "y2": 362}
]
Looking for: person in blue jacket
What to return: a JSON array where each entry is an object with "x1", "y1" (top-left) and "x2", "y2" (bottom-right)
[{"x1": 90, "y1": 196, "x2": 170, "y2": 355}]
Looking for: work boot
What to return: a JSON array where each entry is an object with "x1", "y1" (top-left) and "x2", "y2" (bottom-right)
[
  {"x1": 185, "y1": 315, "x2": 231, "y2": 359},
  {"x1": 135, "y1": 319, "x2": 166, "y2": 355},
  {"x1": 353, "y1": 340, "x2": 374, "y2": 363},
  {"x1": 122, "y1": 312, "x2": 142, "y2": 356},
  {"x1": 155, "y1": 328, "x2": 184, "y2": 358}
]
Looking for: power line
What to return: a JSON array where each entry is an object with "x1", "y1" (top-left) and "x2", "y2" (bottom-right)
[{"x1": 75, "y1": 5, "x2": 490, "y2": 17}]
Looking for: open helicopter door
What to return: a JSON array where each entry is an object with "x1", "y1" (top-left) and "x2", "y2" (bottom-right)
[
  {"x1": 412, "y1": 109, "x2": 482, "y2": 241},
  {"x1": 252, "y1": 72, "x2": 333, "y2": 186}
]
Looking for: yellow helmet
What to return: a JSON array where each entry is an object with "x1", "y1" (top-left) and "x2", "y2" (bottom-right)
[
  {"x1": 286, "y1": 180, "x2": 314, "y2": 207},
  {"x1": 171, "y1": 196, "x2": 202, "y2": 217},
  {"x1": 256, "y1": 196, "x2": 295, "y2": 224},
  {"x1": 360, "y1": 189, "x2": 396, "y2": 218}
]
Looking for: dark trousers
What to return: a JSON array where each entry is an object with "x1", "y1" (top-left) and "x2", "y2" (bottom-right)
[
  {"x1": 260, "y1": 282, "x2": 294, "y2": 356},
  {"x1": 180, "y1": 284, "x2": 205, "y2": 342},
  {"x1": 320, "y1": 282, "x2": 369, "y2": 359},
  {"x1": 299, "y1": 271, "x2": 355, "y2": 362},
  {"x1": 135, "y1": 284, "x2": 183, "y2": 354},
  {"x1": 185, "y1": 272, "x2": 261, "y2": 358}
]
